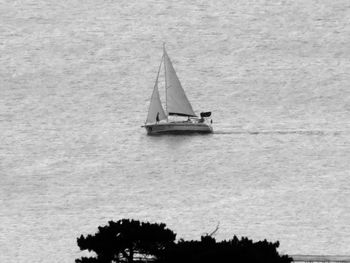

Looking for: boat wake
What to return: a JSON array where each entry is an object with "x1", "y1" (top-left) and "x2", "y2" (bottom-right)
[{"x1": 214, "y1": 130, "x2": 346, "y2": 136}]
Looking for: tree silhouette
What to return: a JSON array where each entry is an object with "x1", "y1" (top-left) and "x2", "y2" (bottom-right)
[
  {"x1": 156, "y1": 235, "x2": 292, "y2": 263},
  {"x1": 76, "y1": 219, "x2": 293, "y2": 263},
  {"x1": 76, "y1": 219, "x2": 176, "y2": 263}
]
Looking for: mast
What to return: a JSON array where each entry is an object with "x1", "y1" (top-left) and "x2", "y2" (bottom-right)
[
  {"x1": 163, "y1": 43, "x2": 169, "y2": 122},
  {"x1": 163, "y1": 43, "x2": 167, "y2": 112}
]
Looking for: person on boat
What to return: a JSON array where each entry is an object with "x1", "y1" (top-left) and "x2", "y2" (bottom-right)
[{"x1": 156, "y1": 112, "x2": 160, "y2": 123}]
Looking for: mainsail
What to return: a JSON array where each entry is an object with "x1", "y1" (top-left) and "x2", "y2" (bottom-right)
[
  {"x1": 163, "y1": 49, "x2": 196, "y2": 117},
  {"x1": 145, "y1": 58, "x2": 167, "y2": 124}
]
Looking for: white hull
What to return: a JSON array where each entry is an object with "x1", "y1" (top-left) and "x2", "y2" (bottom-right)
[{"x1": 144, "y1": 122, "x2": 213, "y2": 135}]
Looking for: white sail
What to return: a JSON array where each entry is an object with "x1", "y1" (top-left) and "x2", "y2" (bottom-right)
[
  {"x1": 146, "y1": 57, "x2": 167, "y2": 124},
  {"x1": 164, "y1": 49, "x2": 196, "y2": 117},
  {"x1": 146, "y1": 79, "x2": 167, "y2": 124}
]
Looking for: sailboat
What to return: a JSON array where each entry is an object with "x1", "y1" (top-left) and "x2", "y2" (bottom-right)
[{"x1": 143, "y1": 46, "x2": 213, "y2": 135}]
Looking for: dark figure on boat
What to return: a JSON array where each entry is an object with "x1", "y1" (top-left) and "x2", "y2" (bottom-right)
[
  {"x1": 156, "y1": 112, "x2": 160, "y2": 123},
  {"x1": 200, "y1": 112, "x2": 211, "y2": 118},
  {"x1": 199, "y1": 112, "x2": 211, "y2": 123}
]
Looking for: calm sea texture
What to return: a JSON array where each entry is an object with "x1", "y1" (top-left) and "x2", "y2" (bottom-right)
[{"x1": 1, "y1": 0, "x2": 350, "y2": 262}]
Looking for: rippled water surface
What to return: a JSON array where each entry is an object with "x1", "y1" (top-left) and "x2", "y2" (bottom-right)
[{"x1": 1, "y1": 0, "x2": 350, "y2": 262}]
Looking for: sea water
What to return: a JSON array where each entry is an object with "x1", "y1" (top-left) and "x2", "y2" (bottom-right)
[{"x1": 0, "y1": 0, "x2": 349, "y2": 262}]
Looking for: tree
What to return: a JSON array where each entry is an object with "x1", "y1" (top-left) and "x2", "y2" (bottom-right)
[
  {"x1": 156, "y1": 235, "x2": 292, "y2": 263},
  {"x1": 76, "y1": 219, "x2": 293, "y2": 263},
  {"x1": 76, "y1": 219, "x2": 176, "y2": 263}
]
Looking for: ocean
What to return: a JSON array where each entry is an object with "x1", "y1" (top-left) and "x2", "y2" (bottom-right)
[{"x1": 0, "y1": 0, "x2": 349, "y2": 262}]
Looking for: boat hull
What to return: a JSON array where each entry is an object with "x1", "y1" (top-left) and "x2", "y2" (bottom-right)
[{"x1": 144, "y1": 122, "x2": 213, "y2": 135}]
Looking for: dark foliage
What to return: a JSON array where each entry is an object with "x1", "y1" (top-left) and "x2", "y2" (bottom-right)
[
  {"x1": 156, "y1": 235, "x2": 292, "y2": 263},
  {"x1": 76, "y1": 219, "x2": 176, "y2": 263},
  {"x1": 76, "y1": 219, "x2": 292, "y2": 263}
]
